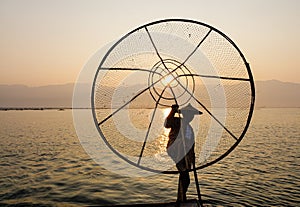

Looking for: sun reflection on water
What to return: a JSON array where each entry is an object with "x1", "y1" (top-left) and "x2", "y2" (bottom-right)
[{"x1": 157, "y1": 108, "x2": 171, "y2": 154}]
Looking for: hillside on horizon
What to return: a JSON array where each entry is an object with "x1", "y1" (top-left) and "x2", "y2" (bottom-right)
[{"x1": 0, "y1": 80, "x2": 299, "y2": 108}]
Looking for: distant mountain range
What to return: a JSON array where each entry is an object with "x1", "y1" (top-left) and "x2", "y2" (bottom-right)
[
  {"x1": 255, "y1": 80, "x2": 300, "y2": 108},
  {"x1": 0, "y1": 80, "x2": 299, "y2": 108},
  {"x1": 0, "y1": 83, "x2": 74, "y2": 108}
]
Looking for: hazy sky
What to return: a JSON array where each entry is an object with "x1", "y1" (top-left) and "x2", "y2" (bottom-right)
[{"x1": 0, "y1": 0, "x2": 299, "y2": 86}]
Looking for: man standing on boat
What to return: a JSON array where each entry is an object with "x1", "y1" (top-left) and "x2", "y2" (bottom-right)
[{"x1": 165, "y1": 103, "x2": 202, "y2": 203}]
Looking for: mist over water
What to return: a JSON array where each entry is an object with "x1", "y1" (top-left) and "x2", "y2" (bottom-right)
[{"x1": 0, "y1": 109, "x2": 299, "y2": 206}]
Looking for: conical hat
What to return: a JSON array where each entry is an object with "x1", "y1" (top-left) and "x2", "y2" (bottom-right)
[{"x1": 180, "y1": 103, "x2": 203, "y2": 115}]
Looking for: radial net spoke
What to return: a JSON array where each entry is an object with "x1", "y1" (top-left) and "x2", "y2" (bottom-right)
[
  {"x1": 190, "y1": 92, "x2": 238, "y2": 140},
  {"x1": 181, "y1": 28, "x2": 212, "y2": 66},
  {"x1": 169, "y1": 73, "x2": 239, "y2": 141},
  {"x1": 145, "y1": 26, "x2": 187, "y2": 90},
  {"x1": 178, "y1": 74, "x2": 250, "y2": 81},
  {"x1": 145, "y1": 26, "x2": 169, "y2": 71},
  {"x1": 169, "y1": 86, "x2": 179, "y2": 105},
  {"x1": 137, "y1": 86, "x2": 169, "y2": 165}
]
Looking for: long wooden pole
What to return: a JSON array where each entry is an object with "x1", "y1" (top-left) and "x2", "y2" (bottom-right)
[{"x1": 193, "y1": 158, "x2": 203, "y2": 207}]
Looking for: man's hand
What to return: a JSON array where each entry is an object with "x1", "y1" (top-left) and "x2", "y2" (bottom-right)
[
  {"x1": 171, "y1": 104, "x2": 179, "y2": 112},
  {"x1": 171, "y1": 104, "x2": 179, "y2": 110}
]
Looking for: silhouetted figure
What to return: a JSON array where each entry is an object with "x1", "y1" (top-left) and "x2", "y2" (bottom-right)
[{"x1": 165, "y1": 104, "x2": 202, "y2": 203}]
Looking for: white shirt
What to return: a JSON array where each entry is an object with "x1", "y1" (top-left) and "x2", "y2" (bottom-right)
[{"x1": 185, "y1": 125, "x2": 193, "y2": 140}]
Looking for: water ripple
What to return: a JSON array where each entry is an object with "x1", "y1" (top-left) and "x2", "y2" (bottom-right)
[{"x1": 0, "y1": 109, "x2": 299, "y2": 206}]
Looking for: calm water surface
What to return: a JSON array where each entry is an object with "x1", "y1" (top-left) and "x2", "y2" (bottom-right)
[{"x1": 0, "y1": 108, "x2": 299, "y2": 206}]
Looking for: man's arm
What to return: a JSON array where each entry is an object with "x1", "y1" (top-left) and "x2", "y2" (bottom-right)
[{"x1": 164, "y1": 104, "x2": 179, "y2": 128}]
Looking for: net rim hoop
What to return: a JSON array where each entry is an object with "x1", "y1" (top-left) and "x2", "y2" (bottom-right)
[{"x1": 91, "y1": 18, "x2": 256, "y2": 174}]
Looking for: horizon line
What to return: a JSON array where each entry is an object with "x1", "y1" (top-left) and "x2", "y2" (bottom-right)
[{"x1": 0, "y1": 79, "x2": 300, "y2": 87}]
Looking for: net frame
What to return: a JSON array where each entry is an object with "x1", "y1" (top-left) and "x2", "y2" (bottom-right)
[{"x1": 91, "y1": 19, "x2": 255, "y2": 174}]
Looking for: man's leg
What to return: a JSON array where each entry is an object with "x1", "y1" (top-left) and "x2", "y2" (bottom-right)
[
  {"x1": 177, "y1": 172, "x2": 184, "y2": 202},
  {"x1": 181, "y1": 170, "x2": 190, "y2": 201},
  {"x1": 177, "y1": 171, "x2": 190, "y2": 202}
]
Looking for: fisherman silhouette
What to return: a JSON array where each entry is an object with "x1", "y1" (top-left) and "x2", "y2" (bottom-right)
[{"x1": 164, "y1": 103, "x2": 203, "y2": 203}]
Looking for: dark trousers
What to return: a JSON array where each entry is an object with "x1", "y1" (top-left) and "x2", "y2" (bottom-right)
[{"x1": 177, "y1": 170, "x2": 190, "y2": 202}]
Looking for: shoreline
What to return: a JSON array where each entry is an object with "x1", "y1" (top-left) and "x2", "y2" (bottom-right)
[{"x1": 0, "y1": 107, "x2": 299, "y2": 111}]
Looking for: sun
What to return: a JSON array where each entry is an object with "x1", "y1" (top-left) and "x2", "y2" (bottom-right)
[{"x1": 161, "y1": 74, "x2": 176, "y2": 87}]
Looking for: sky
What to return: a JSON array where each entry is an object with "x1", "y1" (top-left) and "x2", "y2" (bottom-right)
[{"x1": 0, "y1": 0, "x2": 299, "y2": 86}]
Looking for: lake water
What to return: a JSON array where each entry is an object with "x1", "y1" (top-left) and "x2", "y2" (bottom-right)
[{"x1": 0, "y1": 108, "x2": 299, "y2": 206}]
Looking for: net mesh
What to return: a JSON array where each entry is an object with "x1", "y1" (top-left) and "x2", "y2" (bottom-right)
[{"x1": 92, "y1": 20, "x2": 254, "y2": 173}]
